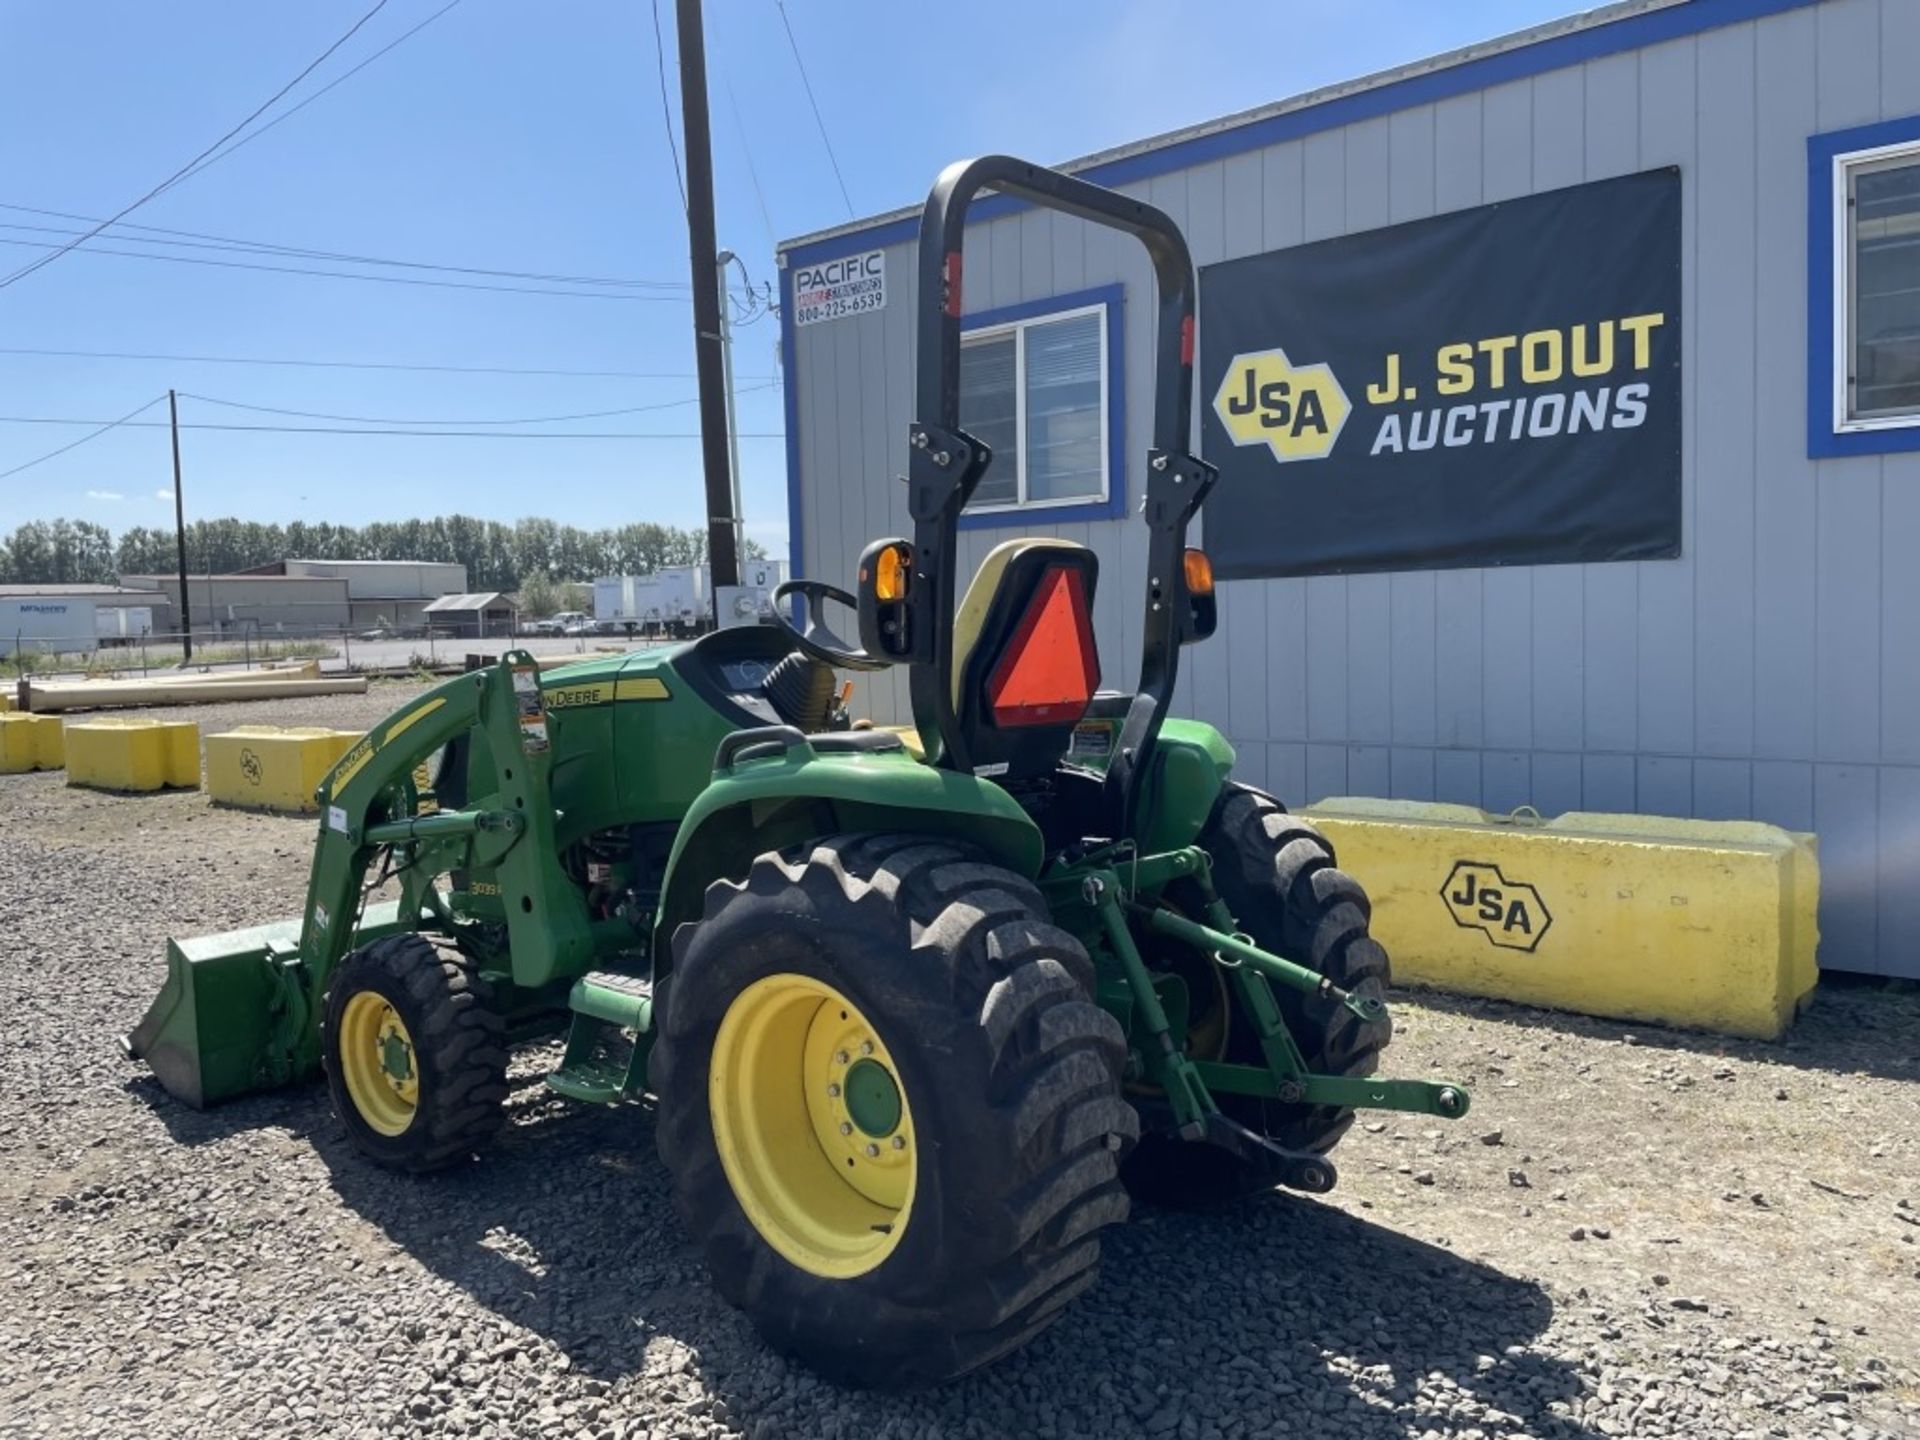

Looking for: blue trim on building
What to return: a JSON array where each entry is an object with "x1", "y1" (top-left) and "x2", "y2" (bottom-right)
[
  {"x1": 1807, "y1": 113, "x2": 1920, "y2": 459},
  {"x1": 781, "y1": 0, "x2": 1818, "y2": 273},
  {"x1": 780, "y1": 262, "x2": 806, "y2": 587},
  {"x1": 956, "y1": 284, "x2": 1128, "y2": 531}
]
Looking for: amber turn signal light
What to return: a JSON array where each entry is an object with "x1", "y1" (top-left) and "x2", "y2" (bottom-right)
[
  {"x1": 1182, "y1": 548, "x2": 1213, "y2": 596},
  {"x1": 875, "y1": 543, "x2": 911, "y2": 602}
]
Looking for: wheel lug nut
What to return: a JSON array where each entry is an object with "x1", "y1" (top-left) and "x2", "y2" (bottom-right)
[
  {"x1": 865, "y1": 1143, "x2": 880, "y2": 1157},
  {"x1": 860, "y1": 1041, "x2": 874, "y2": 1056},
  {"x1": 826, "y1": 1083, "x2": 841, "y2": 1098},
  {"x1": 836, "y1": 1050, "x2": 850, "y2": 1064},
  {"x1": 839, "y1": 1122, "x2": 853, "y2": 1136},
  {"x1": 891, "y1": 1136, "x2": 906, "y2": 1150}
]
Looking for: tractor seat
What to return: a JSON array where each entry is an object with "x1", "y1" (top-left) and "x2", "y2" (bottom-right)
[{"x1": 949, "y1": 537, "x2": 1100, "y2": 781}]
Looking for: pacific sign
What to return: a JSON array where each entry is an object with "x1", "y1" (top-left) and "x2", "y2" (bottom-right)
[{"x1": 793, "y1": 249, "x2": 886, "y2": 327}]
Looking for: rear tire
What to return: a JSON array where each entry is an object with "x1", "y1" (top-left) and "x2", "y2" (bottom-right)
[
  {"x1": 650, "y1": 834, "x2": 1137, "y2": 1387},
  {"x1": 322, "y1": 932, "x2": 509, "y2": 1173},
  {"x1": 1124, "y1": 785, "x2": 1392, "y2": 1207}
]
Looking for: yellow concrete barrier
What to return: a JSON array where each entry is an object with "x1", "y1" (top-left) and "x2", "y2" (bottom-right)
[
  {"x1": 0, "y1": 712, "x2": 65, "y2": 772},
  {"x1": 206, "y1": 726, "x2": 360, "y2": 812},
  {"x1": 64, "y1": 718, "x2": 200, "y2": 793},
  {"x1": 1302, "y1": 798, "x2": 1820, "y2": 1040}
]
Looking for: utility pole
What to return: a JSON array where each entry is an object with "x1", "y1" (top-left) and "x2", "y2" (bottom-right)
[
  {"x1": 169, "y1": 389, "x2": 192, "y2": 660},
  {"x1": 674, "y1": 0, "x2": 740, "y2": 607},
  {"x1": 716, "y1": 249, "x2": 746, "y2": 566}
]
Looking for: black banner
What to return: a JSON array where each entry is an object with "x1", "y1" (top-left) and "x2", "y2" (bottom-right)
[{"x1": 1198, "y1": 167, "x2": 1681, "y2": 578}]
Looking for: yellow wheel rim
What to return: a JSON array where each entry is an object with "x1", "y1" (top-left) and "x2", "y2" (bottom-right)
[
  {"x1": 338, "y1": 991, "x2": 420, "y2": 1137},
  {"x1": 709, "y1": 974, "x2": 916, "y2": 1278}
]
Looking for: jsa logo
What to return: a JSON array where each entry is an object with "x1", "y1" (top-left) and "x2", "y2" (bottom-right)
[
  {"x1": 1212, "y1": 347, "x2": 1350, "y2": 462},
  {"x1": 1441, "y1": 861, "x2": 1552, "y2": 953}
]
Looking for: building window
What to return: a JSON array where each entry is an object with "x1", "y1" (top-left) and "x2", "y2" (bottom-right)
[
  {"x1": 960, "y1": 302, "x2": 1110, "y2": 514},
  {"x1": 1839, "y1": 140, "x2": 1920, "y2": 428},
  {"x1": 1810, "y1": 118, "x2": 1920, "y2": 457}
]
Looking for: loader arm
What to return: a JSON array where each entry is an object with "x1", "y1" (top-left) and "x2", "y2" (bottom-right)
[
  {"x1": 293, "y1": 654, "x2": 597, "y2": 1048},
  {"x1": 125, "y1": 653, "x2": 597, "y2": 1105}
]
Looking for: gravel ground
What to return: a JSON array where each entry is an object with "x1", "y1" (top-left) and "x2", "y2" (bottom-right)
[{"x1": 3, "y1": 687, "x2": 1918, "y2": 1439}]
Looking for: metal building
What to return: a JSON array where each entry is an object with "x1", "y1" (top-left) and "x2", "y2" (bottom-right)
[
  {"x1": 120, "y1": 573, "x2": 351, "y2": 633},
  {"x1": 0, "y1": 584, "x2": 173, "y2": 639},
  {"x1": 422, "y1": 592, "x2": 516, "y2": 639},
  {"x1": 232, "y1": 559, "x2": 469, "y2": 630},
  {"x1": 776, "y1": 0, "x2": 1920, "y2": 978}
]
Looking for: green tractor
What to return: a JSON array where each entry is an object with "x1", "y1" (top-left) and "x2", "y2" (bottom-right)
[{"x1": 126, "y1": 156, "x2": 1469, "y2": 1387}]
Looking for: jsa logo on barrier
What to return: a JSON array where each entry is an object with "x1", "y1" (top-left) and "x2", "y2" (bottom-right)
[
  {"x1": 1211, "y1": 347, "x2": 1350, "y2": 462},
  {"x1": 1441, "y1": 861, "x2": 1552, "y2": 953}
]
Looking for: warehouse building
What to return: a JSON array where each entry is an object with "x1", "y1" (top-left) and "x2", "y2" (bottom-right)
[
  {"x1": 231, "y1": 558, "x2": 468, "y2": 630},
  {"x1": 121, "y1": 572, "x2": 351, "y2": 634},
  {"x1": 776, "y1": 0, "x2": 1919, "y2": 977},
  {"x1": 0, "y1": 583, "x2": 174, "y2": 646}
]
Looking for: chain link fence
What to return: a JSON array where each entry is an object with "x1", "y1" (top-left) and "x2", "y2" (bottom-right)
[{"x1": 0, "y1": 621, "x2": 653, "y2": 681}]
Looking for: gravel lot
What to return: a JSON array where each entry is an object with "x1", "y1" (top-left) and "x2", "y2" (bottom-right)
[{"x1": 3, "y1": 685, "x2": 1917, "y2": 1439}]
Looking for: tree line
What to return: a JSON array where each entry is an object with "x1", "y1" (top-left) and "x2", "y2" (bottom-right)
[{"x1": 0, "y1": 515, "x2": 762, "y2": 591}]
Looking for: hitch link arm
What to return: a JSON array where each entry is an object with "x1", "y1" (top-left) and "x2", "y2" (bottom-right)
[
  {"x1": 1082, "y1": 874, "x2": 1214, "y2": 1135},
  {"x1": 1135, "y1": 873, "x2": 1470, "y2": 1122},
  {"x1": 1134, "y1": 903, "x2": 1387, "y2": 1026}
]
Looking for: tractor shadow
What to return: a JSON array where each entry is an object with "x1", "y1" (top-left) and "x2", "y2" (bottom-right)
[
  {"x1": 1402, "y1": 975, "x2": 1920, "y2": 1086},
  {"x1": 311, "y1": 1078, "x2": 1596, "y2": 1439},
  {"x1": 122, "y1": 1071, "x2": 332, "y2": 1147}
]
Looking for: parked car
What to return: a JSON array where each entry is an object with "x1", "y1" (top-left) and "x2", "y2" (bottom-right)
[{"x1": 522, "y1": 610, "x2": 589, "y2": 637}]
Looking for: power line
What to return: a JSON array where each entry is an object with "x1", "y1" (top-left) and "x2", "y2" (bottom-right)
[
  {"x1": 177, "y1": 382, "x2": 778, "y2": 426},
  {"x1": 725, "y1": 76, "x2": 779, "y2": 251},
  {"x1": 0, "y1": 207, "x2": 696, "y2": 291},
  {"x1": 772, "y1": 0, "x2": 854, "y2": 218},
  {"x1": 169, "y1": 0, "x2": 466, "y2": 189},
  {"x1": 0, "y1": 234, "x2": 696, "y2": 301},
  {"x1": 0, "y1": 0, "x2": 396, "y2": 291},
  {"x1": 0, "y1": 414, "x2": 784, "y2": 440},
  {"x1": 0, "y1": 394, "x2": 166, "y2": 481},
  {"x1": 651, "y1": 0, "x2": 688, "y2": 213},
  {"x1": 0, "y1": 345, "x2": 778, "y2": 381}
]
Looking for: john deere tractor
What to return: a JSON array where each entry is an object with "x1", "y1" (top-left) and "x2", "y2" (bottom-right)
[{"x1": 126, "y1": 157, "x2": 1468, "y2": 1387}]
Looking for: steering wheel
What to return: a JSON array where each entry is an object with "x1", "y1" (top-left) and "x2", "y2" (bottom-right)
[{"x1": 772, "y1": 579, "x2": 888, "y2": 671}]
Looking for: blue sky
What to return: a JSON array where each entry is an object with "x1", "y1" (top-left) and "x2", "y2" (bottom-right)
[{"x1": 0, "y1": 0, "x2": 1579, "y2": 555}]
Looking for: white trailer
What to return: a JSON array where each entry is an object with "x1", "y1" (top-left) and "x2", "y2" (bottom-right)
[
  {"x1": 592, "y1": 577, "x2": 631, "y2": 621},
  {"x1": 717, "y1": 559, "x2": 791, "y2": 628},
  {"x1": 95, "y1": 605, "x2": 155, "y2": 644},
  {"x1": 1, "y1": 597, "x2": 99, "y2": 657},
  {"x1": 620, "y1": 575, "x2": 661, "y2": 633},
  {"x1": 654, "y1": 565, "x2": 710, "y2": 633},
  {"x1": 741, "y1": 559, "x2": 787, "y2": 591}
]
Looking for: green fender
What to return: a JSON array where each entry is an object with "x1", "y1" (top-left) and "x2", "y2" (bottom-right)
[
  {"x1": 1136, "y1": 718, "x2": 1236, "y2": 854},
  {"x1": 652, "y1": 737, "x2": 1044, "y2": 973}
]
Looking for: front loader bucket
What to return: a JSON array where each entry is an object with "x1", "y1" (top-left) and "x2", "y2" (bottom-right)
[
  {"x1": 122, "y1": 919, "x2": 308, "y2": 1109},
  {"x1": 125, "y1": 900, "x2": 414, "y2": 1107}
]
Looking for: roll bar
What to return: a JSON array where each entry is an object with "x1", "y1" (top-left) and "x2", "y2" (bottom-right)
[{"x1": 902, "y1": 156, "x2": 1216, "y2": 829}]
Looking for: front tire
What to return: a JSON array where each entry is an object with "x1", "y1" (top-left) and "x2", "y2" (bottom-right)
[
  {"x1": 650, "y1": 834, "x2": 1136, "y2": 1387},
  {"x1": 322, "y1": 933, "x2": 509, "y2": 1173}
]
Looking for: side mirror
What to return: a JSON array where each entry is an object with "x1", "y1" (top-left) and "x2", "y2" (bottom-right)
[
  {"x1": 856, "y1": 538, "x2": 916, "y2": 662},
  {"x1": 1181, "y1": 548, "x2": 1218, "y2": 643}
]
